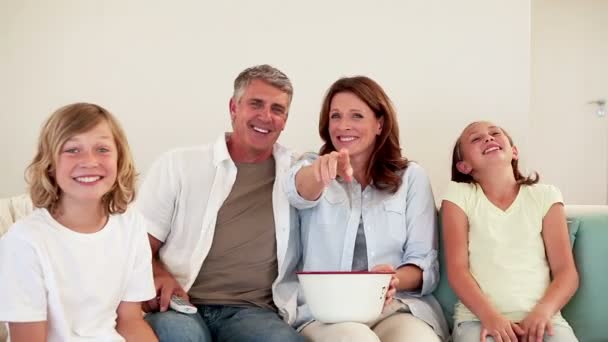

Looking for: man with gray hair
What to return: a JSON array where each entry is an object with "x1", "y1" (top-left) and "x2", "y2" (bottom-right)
[{"x1": 138, "y1": 64, "x2": 303, "y2": 341}]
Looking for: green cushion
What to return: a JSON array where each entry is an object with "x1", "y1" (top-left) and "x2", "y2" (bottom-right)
[
  {"x1": 434, "y1": 213, "x2": 581, "y2": 330},
  {"x1": 434, "y1": 213, "x2": 458, "y2": 330},
  {"x1": 566, "y1": 217, "x2": 580, "y2": 247},
  {"x1": 561, "y1": 214, "x2": 608, "y2": 342}
]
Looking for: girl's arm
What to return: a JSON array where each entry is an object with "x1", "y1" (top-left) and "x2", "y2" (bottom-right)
[
  {"x1": 520, "y1": 203, "x2": 579, "y2": 342},
  {"x1": 9, "y1": 322, "x2": 47, "y2": 342},
  {"x1": 538, "y1": 203, "x2": 579, "y2": 313},
  {"x1": 116, "y1": 301, "x2": 158, "y2": 342},
  {"x1": 442, "y1": 200, "x2": 497, "y2": 318},
  {"x1": 442, "y1": 200, "x2": 522, "y2": 341}
]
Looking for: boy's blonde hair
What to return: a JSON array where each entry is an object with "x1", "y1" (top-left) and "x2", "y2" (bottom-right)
[{"x1": 26, "y1": 103, "x2": 137, "y2": 214}]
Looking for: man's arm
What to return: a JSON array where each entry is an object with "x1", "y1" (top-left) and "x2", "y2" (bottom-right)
[
  {"x1": 144, "y1": 234, "x2": 189, "y2": 312},
  {"x1": 116, "y1": 301, "x2": 158, "y2": 342}
]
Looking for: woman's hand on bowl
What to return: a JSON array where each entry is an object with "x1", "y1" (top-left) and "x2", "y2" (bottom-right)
[{"x1": 371, "y1": 264, "x2": 399, "y2": 307}]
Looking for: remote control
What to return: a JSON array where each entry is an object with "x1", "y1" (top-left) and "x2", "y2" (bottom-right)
[{"x1": 169, "y1": 295, "x2": 198, "y2": 314}]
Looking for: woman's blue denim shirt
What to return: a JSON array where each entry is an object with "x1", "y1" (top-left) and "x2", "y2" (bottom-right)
[{"x1": 285, "y1": 155, "x2": 449, "y2": 339}]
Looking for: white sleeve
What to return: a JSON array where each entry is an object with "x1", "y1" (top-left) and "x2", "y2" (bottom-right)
[
  {"x1": 0, "y1": 229, "x2": 47, "y2": 322},
  {"x1": 136, "y1": 151, "x2": 178, "y2": 242},
  {"x1": 121, "y1": 212, "x2": 156, "y2": 302}
]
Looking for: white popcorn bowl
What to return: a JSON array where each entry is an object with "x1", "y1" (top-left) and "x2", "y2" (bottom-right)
[{"x1": 297, "y1": 271, "x2": 393, "y2": 324}]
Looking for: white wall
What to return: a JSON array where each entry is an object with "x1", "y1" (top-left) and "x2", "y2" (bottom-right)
[
  {"x1": 0, "y1": 0, "x2": 531, "y2": 200},
  {"x1": 530, "y1": 0, "x2": 608, "y2": 204}
]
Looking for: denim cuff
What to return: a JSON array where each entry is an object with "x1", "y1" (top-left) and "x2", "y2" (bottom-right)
[{"x1": 284, "y1": 158, "x2": 324, "y2": 210}]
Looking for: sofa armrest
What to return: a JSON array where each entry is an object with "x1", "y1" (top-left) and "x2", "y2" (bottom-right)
[{"x1": 0, "y1": 194, "x2": 34, "y2": 237}]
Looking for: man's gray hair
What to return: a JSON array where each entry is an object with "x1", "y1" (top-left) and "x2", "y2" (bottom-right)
[{"x1": 233, "y1": 64, "x2": 293, "y2": 105}]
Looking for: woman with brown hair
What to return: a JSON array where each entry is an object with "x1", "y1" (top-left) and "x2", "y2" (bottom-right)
[{"x1": 285, "y1": 76, "x2": 448, "y2": 341}]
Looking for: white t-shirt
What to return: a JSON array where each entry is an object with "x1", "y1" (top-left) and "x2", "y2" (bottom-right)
[{"x1": 0, "y1": 208, "x2": 155, "y2": 341}]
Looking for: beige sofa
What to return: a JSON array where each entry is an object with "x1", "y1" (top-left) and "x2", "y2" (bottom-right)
[
  {"x1": 2, "y1": 196, "x2": 607, "y2": 342},
  {"x1": 0, "y1": 194, "x2": 33, "y2": 342}
]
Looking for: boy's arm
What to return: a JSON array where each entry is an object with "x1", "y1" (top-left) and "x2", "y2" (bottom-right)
[
  {"x1": 0, "y1": 233, "x2": 48, "y2": 342},
  {"x1": 116, "y1": 301, "x2": 158, "y2": 342},
  {"x1": 442, "y1": 200, "x2": 522, "y2": 341},
  {"x1": 8, "y1": 322, "x2": 47, "y2": 342}
]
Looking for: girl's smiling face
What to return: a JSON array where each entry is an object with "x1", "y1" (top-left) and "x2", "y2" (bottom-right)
[{"x1": 456, "y1": 121, "x2": 518, "y2": 176}]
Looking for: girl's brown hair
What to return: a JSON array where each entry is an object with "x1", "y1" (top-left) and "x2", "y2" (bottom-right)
[
  {"x1": 319, "y1": 76, "x2": 408, "y2": 193},
  {"x1": 451, "y1": 122, "x2": 539, "y2": 185},
  {"x1": 26, "y1": 103, "x2": 137, "y2": 214}
]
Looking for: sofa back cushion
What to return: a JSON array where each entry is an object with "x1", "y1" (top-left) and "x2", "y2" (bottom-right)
[
  {"x1": 561, "y1": 212, "x2": 608, "y2": 342},
  {"x1": 0, "y1": 194, "x2": 34, "y2": 238}
]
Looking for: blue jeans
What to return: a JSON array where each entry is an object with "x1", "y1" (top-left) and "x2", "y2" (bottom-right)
[
  {"x1": 145, "y1": 305, "x2": 304, "y2": 342},
  {"x1": 452, "y1": 321, "x2": 578, "y2": 342}
]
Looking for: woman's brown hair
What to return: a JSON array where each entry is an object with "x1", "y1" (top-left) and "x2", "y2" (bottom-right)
[
  {"x1": 451, "y1": 121, "x2": 539, "y2": 185},
  {"x1": 26, "y1": 103, "x2": 137, "y2": 214},
  {"x1": 319, "y1": 76, "x2": 408, "y2": 193}
]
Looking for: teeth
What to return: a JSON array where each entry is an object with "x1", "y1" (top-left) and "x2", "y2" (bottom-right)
[
  {"x1": 340, "y1": 136, "x2": 356, "y2": 142},
  {"x1": 75, "y1": 176, "x2": 101, "y2": 183},
  {"x1": 253, "y1": 126, "x2": 269, "y2": 134},
  {"x1": 484, "y1": 147, "x2": 500, "y2": 154}
]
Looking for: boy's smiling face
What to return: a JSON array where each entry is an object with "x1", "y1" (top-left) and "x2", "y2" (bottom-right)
[{"x1": 54, "y1": 120, "x2": 118, "y2": 207}]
